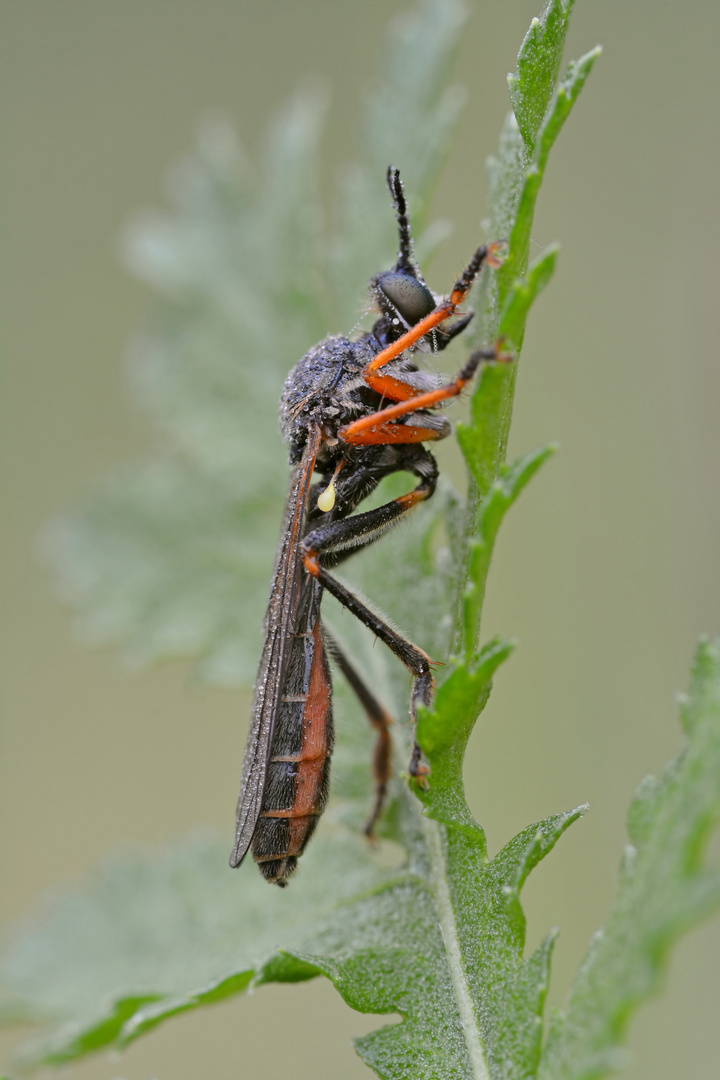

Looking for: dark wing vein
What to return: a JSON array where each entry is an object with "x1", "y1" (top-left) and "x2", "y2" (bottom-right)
[{"x1": 230, "y1": 426, "x2": 321, "y2": 868}]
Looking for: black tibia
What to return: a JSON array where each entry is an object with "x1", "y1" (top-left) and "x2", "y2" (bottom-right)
[
  {"x1": 304, "y1": 483, "x2": 430, "y2": 565},
  {"x1": 303, "y1": 448, "x2": 438, "y2": 567},
  {"x1": 306, "y1": 558, "x2": 433, "y2": 722},
  {"x1": 302, "y1": 445, "x2": 438, "y2": 764},
  {"x1": 301, "y1": 476, "x2": 436, "y2": 743},
  {"x1": 324, "y1": 631, "x2": 392, "y2": 837}
]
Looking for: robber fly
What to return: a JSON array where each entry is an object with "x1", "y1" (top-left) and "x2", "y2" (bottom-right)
[{"x1": 230, "y1": 167, "x2": 505, "y2": 885}]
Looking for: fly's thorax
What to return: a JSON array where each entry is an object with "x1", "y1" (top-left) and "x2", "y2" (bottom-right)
[
  {"x1": 278, "y1": 328, "x2": 449, "y2": 466},
  {"x1": 279, "y1": 334, "x2": 380, "y2": 463}
]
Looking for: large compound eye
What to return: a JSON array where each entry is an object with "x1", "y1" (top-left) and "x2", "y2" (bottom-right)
[{"x1": 375, "y1": 271, "x2": 436, "y2": 327}]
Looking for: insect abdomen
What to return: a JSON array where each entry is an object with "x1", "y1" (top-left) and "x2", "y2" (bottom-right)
[{"x1": 251, "y1": 615, "x2": 334, "y2": 886}]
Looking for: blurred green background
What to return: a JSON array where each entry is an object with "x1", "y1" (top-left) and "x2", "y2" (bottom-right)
[{"x1": 2, "y1": 1, "x2": 719, "y2": 1077}]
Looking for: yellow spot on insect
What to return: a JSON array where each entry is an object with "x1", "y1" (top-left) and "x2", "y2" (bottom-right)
[
  {"x1": 317, "y1": 458, "x2": 345, "y2": 513},
  {"x1": 318, "y1": 481, "x2": 336, "y2": 513}
]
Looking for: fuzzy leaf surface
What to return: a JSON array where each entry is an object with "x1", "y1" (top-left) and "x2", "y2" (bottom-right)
[
  {"x1": 0, "y1": 832, "x2": 391, "y2": 1066},
  {"x1": 0, "y1": 809, "x2": 586, "y2": 1079},
  {"x1": 508, "y1": 0, "x2": 575, "y2": 151}
]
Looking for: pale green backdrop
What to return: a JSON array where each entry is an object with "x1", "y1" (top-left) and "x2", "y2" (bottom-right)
[{"x1": 2, "y1": 1, "x2": 719, "y2": 1078}]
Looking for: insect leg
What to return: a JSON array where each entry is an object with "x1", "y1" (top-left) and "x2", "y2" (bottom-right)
[
  {"x1": 361, "y1": 242, "x2": 505, "y2": 380},
  {"x1": 340, "y1": 344, "x2": 507, "y2": 444},
  {"x1": 301, "y1": 476, "x2": 437, "y2": 774},
  {"x1": 308, "y1": 557, "x2": 432, "y2": 775},
  {"x1": 323, "y1": 629, "x2": 392, "y2": 838},
  {"x1": 304, "y1": 465, "x2": 437, "y2": 567},
  {"x1": 433, "y1": 312, "x2": 474, "y2": 352}
]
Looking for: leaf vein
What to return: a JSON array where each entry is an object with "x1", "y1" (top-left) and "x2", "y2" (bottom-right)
[{"x1": 423, "y1": 818, "x2": 490, "y2": 1080}]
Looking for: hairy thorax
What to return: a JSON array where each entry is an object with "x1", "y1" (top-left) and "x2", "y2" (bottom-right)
[{"x1": 279, "y1": 333, "x2": 446, "y2": 467}]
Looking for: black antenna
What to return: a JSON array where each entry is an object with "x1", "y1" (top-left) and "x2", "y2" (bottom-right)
[{"x1": 386, "y1": 166, "x2": 414, "y2": 275}]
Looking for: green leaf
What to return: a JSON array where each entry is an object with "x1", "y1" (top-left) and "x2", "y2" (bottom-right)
[
  {"x1": 0, "y1": 809, "x2": 587, "y2": 1079},
  {"x1": 500, "y1": 45, "x2": 601, "y2": 301},
  {"x1": 414, "y1": 638, "x2": 516, "y2": 832},
  {"x1": 539, "y1": 638, "x2": 720, "y2": 1080},
  {"x1": 460, "y1": 21, "x2": 600, "y2": 672},
  {"x1": 0, "y1": 832, "x2": 393, "y2": 1066},
  {"x1": 498, "y1": 243, "x2": 559, "y2": 352},
  {"x1": 458, "y1": 443, "x2": 557, "y2": 658},
  {"x1": 508, "y1": 0, "x2": 575, "y2": 152},
  {"x1": 305, "y1": 804, "x2": 585, "y2": 1080},
  {"x1": 482, "y1": 39, "x2": 599, "y2": 354}
]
